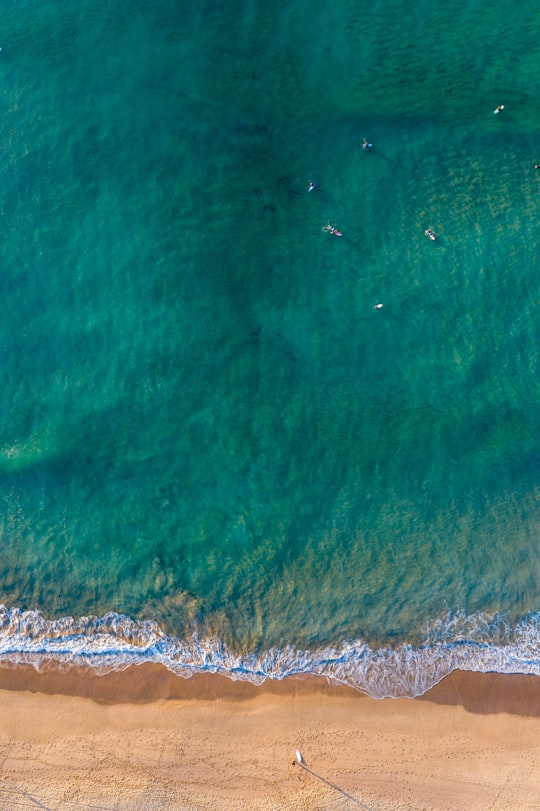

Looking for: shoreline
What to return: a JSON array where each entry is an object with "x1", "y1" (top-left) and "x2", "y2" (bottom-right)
[{"x1": 0, "y1": 665, "x2": 538, "y2": 809}]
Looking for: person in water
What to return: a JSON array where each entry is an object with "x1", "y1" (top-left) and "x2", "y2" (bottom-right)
[
  {"x1": 362, "y1": 138, "x2": 373, "y2": 150},
  {"x1": 308, "y1": 180, "x2": 317, "y2": 192},
  {"x1": 323, "y1": 223, "x2": 342, "y2": 236}
]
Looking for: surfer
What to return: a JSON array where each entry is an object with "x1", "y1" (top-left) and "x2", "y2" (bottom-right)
[
  {"x1": 425, "y1": 228, "x2": 436, "y2": 240},
  {"x1": 372, "y1": 303, "x2": 383, "y2": 310},
  {"x1": 308, "y1": 180, "x2": 317, "y2": 192},
  {"x1": 323, "y1": 223, "x2": 342, "y2": 237},
  {"x1": 361, "y1": 138, "x2": 373, "y2": 151},
  {"x1": 494, "y1": 104, "x2": 504, "y2": 114}
]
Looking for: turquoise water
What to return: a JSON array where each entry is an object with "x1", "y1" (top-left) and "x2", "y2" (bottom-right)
[{"x1": 0, "y1": 0, "x2": 539, "y2": 696}]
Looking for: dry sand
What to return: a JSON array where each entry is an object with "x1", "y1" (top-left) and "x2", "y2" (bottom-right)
[{"x1": 0, "y1": 665, "x2": 538, "y2": 810}]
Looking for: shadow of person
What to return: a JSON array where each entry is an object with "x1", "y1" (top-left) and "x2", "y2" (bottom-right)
[
  {"x1": 293, "y1": 762, "x2": 370, "y2": 808},
  {"x1": 370, "y1": 149, "x2": 396, "y2": 165},
  {"x1": 337, "y1": 234, "x2": 370, "y2": 256}
]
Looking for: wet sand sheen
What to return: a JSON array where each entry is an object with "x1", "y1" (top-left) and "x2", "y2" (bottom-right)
[{"x1": 0, "y1": 663, "x2": 539, "y2": 715}]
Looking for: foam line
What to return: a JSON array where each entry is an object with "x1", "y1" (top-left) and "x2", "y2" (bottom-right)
[{"x1": 0, "y1": 605, "x2": 538, "y2": 698}]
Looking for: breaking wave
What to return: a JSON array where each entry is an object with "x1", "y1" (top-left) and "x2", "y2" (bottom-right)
[{"x1": 0, "y1": 605, "x2": 538, "y2": 698}]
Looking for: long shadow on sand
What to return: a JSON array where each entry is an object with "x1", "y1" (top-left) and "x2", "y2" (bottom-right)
[
  {"x1": 0, "y1": 788, "x2": 53, "y2": 810},
  {"x1": 295, "y1": 762, "x2": 370, "y2": 808},
  {"x1": 0, "y1": 785, "x2": 115, "y2": 810}
]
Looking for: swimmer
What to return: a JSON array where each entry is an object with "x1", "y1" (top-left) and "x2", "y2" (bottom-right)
[
  {"x1": 372, "y1": 303, "x2": 383, "y2": 310},
  {"x1": 494, "y1": 104, "x2": 504, "y2": 114},
  {"x1": 322, "y1": 223, "x2": 342, "y2": 237},
  {"x1": 361, "y1": 138, "x2": 373, "y2": 151},
  {"x1": 425, "y1": 228, "x2": 436, "y2": 240},
  {"x1": 308, "y1": 180, "x2": 317, "y2": 192}
]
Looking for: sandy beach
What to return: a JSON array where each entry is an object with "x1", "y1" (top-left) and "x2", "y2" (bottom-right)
[{"x1": 0, "y1": 666, "x2": 538, "y2": 810}]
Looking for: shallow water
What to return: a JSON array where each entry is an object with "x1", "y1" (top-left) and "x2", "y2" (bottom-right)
[{"x1": 0, "y1": 0, "x2": 539, "y2": 695}]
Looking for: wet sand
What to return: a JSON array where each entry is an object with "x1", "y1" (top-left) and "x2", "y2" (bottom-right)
[{"x1": 0, "y1": 665, "x2": 538, "y2": 810}]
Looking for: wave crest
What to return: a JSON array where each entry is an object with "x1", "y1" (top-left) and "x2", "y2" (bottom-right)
[{"x1": 0, "y1": 605, "x2": 539, "y2": 698}]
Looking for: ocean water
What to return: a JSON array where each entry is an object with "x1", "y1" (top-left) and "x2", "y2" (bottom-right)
[{"x1": 0, "y1": 0, "x2": 539, "y2": 697}]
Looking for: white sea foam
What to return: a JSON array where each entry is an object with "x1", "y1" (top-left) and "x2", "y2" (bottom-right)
[{"x1": 0, "y1": 605, "x2": 538, "y2": 698}]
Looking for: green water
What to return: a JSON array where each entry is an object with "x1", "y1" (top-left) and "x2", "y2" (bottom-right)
[{"x1": 0, "y1": 0, "x2": 539, "y2": 655}]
